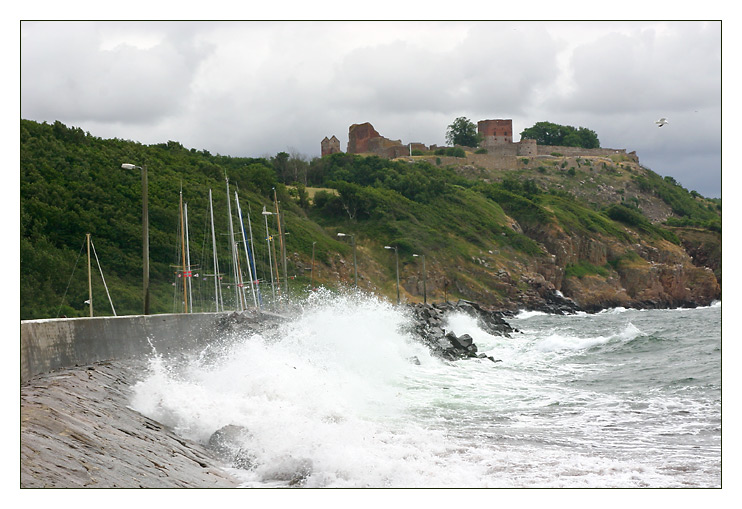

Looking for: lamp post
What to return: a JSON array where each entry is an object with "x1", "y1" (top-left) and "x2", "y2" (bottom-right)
[
  {"x1": 337, "y1": 233, "x2": 357, "y2": 287},
  {"x1": 310, "y1": 241, "x2": 316, "y2": 290},
  {"x1": 122, "y1": 163, "x2": 149, "y2": 315},
  {"x1": 262, "y1": 207, "x2": 277, "y2": 301},
  {"x1": 413, "y1": 253, "x2": 427, "y2": 304},
  {"x1": 384, "y1": 245, "x2": 400, "y2": 305}
]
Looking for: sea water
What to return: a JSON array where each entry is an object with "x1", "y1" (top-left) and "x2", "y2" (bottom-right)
[{"x1": 130, "y1": 292, "x2": 721, "y2": 488}]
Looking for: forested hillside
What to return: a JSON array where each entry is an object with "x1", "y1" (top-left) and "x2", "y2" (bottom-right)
[{"x1": 20, "y1": 119, "x2": 721, "y2": 319}]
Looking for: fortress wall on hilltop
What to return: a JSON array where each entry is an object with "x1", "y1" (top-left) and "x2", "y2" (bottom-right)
[{"x1": 535, "y1": 144, "x2": 637, "y2": 161}]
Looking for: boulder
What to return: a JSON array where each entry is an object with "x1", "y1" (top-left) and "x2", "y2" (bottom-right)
[{"x1": 207, "y1": 425, "x2": 256, "y2": 470}]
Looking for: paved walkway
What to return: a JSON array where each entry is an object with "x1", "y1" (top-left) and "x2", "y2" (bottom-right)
[{"x1": 21, "y1": 360, "x2": 239, "y2": 488}]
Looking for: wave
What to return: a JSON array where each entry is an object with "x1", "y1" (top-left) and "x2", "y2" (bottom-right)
[
  {"x1": 513, "y1": 310, "x2": 549, "y2": 320},
  {"x1": 534, "y1": 322, "x2": 647, "y2": 354},
  {"x1": 125, "y1": 292, "x2": 719, "y2": 487}
]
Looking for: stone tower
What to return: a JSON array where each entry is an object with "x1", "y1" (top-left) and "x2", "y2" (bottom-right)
[
  {"x1": 478, "y1": 119, "x2": 513, "y2": 149},
  {"x1": 321, "y1": 135, "x2": 341, "y2": 156},
  {"x1": 517, "y1": 138, "x2": 537, "y2": 156}
]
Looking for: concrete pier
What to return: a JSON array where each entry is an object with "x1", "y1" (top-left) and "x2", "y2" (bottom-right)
[{"x1": 20, "y1": 310, "x2": 283, "y2": 488}]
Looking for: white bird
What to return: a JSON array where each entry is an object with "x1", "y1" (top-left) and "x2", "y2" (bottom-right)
[{"x1": 656, "y1": 117, "x2": 668, "y2": 127}]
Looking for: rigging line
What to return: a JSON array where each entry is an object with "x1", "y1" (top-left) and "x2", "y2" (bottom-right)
[
  {"x1": 56, "y1": 238, "x2": 87, "y2": 318},
  {"x1": 90, "y1": 238, "x2": 117, "y2": 316}
]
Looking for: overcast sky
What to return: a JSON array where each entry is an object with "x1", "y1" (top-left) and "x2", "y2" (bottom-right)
[{"x1": 20, "y1": 20, "x2": 722, "y2": 197}]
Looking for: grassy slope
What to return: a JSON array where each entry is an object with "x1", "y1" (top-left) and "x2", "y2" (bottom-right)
[{"x1": 20, "y1": 120, "x2": 721, "y2": 318}]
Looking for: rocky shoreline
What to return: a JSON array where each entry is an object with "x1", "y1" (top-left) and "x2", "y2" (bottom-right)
[{"x1": 404, "y1": 291, "x2": 580, "y2": 362}]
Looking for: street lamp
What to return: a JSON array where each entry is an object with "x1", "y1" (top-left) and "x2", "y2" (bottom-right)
[
  {"x1": 337, "y1": 233, "x2": 357, "y2": 287},
  {"x1": 261, "y1": 207, "x2": 277, "y2": 301},
  {"x1": 310, "y1": 241, "x2": 317, "y2": 290},
  {"x1": 122, "y1": 163, "x2": 149, "y2": 315},
  {"x1": 384, "y1": 245, "x2": 400, "y2": 305},
  {"x1": 413, "y1": 253, "x2": 427, "y2": 304}
]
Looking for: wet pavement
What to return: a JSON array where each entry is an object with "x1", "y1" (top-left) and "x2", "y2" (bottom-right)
[{"x1": 20, "y1": 359, "x2": 239, "y2": 488}]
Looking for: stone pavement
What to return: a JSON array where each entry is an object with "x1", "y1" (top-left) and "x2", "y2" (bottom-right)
[{"x1": 20, "y1": 359, "x2": 239, "y2": 488}]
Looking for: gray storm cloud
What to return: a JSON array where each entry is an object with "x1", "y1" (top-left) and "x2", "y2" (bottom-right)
[{"x1": 20, "y1": 21, "x2": 721, "y2": 197}]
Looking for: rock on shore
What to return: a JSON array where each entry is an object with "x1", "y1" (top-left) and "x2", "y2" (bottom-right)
[{"x1": 406, "y1": 300, "x2": 519, "y2": 362}]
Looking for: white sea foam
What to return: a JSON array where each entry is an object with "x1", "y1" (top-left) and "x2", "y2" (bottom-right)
[{"x1": 129, "y1": 293, "x2": 719, "y2": 487}]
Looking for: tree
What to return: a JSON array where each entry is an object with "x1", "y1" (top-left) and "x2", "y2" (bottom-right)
[
  {"x1": 271, "y1": 151, "x2": 290, "y2": 182},
  {"x1": 446, "y1": 117, "x2": 481, "y2": 148},
  {"x1": 520, "y1": 121, "x2": 600, "y2": 149}
]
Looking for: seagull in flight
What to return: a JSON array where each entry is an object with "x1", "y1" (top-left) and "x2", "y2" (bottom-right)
[{"x1": 656, "y1": 117, "x2": 668, "y2": 128}]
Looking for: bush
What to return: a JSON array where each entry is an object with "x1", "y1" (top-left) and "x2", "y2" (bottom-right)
[{"x1": 434, "y1": 147, "x2": 466, "y2": 158}]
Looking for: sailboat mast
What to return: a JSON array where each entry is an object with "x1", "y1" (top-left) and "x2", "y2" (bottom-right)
[
  {"x1": 225, "y1": 175, "x2": 243, "y2": 311},
  {"x1": 209, "y1": 189, "x2": 222, "y2": 312},
  {"x1": 263, "y1": 206, "x2": 276, "y2": 301},
  {"x1": 179, "y1": 189, "x2": 188, "y2": 313},
  {"x1": 185, "y1": 202, "x2": 193, "y2": 313},
  {"x1": 87, "y1": 232, "x2": 93, "y2": 317},
  {"x1": 269, "y1": 209, "x2": 281, "y2": 299},
  {"x1": 235, "y1": 191, "x2": 258, "y2": 309},
  {"x1": 273, "y1": 188, "x2": 288, "y2": 299},
  {"x1": 246, "y1": 207, "x2": 261, "y2": 309}
]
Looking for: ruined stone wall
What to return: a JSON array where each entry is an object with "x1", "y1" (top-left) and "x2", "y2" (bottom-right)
[
  {"x1": 536, "y1": 144, "x2": 636, "y2": 160},
  {"x1": 347, "y1": 122, "x2": 381, "y2": 153}
]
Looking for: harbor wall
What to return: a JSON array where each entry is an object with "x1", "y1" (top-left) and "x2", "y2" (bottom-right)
[{"x1": 20, "y1": 311, "x2": 271, "y2": 383}]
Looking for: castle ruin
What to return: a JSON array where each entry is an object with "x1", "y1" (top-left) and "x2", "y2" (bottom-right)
[{"x1": 321, "y1": 119, "x2": 635, "y2": 162}]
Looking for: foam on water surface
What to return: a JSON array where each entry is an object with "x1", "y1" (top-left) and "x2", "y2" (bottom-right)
[{"x1": 130, "y1": 293, "x2": 720, "y2": 487}]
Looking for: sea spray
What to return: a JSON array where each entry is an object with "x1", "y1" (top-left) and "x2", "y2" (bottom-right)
[{"x1": 129, "y1": 294, "x2": 720, "y2": 487}]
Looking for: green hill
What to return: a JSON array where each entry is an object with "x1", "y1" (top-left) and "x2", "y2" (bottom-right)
[{"x1": 20, "y1": 119, "x2": 721, "y2": 319}]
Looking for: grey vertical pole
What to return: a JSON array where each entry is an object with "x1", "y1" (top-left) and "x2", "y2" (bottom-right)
[
  {"x1": 142, "y1": 165, "x2": 150, "y2": 315},
  {"x1": 208, "y1": 189, "x2": 221, "y2": 312},
  {"x1": 87, "y1": 233, "x2": 93, "y2": 317},
  {"x1": 422, "y1": 254, "x2": 427, "y2": 304},
  {"x1": 185, "y1": 202, "x2": 193, "y2": 313},
  {"x1": 352, "y1": 235, "x2": 358, "y2": 288},
  {"x1": 395, "y1": 248, "x2": 400, "y2": 305}
]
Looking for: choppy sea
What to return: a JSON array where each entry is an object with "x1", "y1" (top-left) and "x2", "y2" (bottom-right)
[{"x1": 130, "y1": 292, "x2": 721, "y2": 488}]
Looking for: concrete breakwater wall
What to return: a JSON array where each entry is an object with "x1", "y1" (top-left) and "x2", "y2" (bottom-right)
[
  {"x1": 21, "y1": 311, "x2": 287, "y2": 487},
  {"x1": 20, "y1": 310, "x2": 278, "y2": 383}
]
